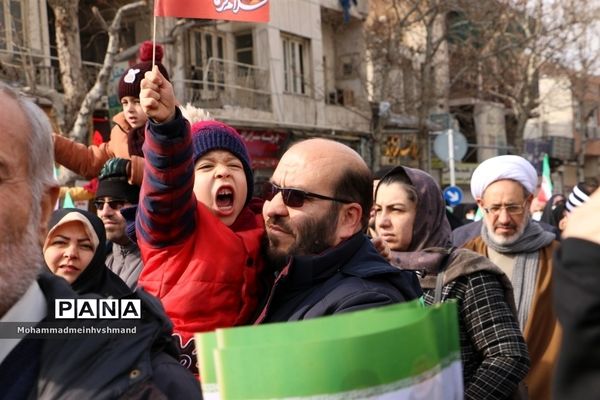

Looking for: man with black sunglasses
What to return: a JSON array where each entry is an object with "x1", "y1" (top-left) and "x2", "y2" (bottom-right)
[
  {"x1": 94, "y1": 159, "x2": 142, "y2": 290},
  {"x1": 254, "y1": 138, "x2": 422, "y2": 324}
]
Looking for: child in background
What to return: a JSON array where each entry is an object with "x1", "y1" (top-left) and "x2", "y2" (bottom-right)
[{"x1": 53, "y1": 41, "x2": 170, "y2": 185}]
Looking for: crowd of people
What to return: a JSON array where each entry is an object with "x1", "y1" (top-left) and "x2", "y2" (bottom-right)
[{"x1": 1, "y1": 42, "x2": 599, "y2": 399}]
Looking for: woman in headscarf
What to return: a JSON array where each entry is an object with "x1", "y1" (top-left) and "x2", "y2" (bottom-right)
[
  {"x1": 41, "y1": 208, "x2": 201, "y2": 397},
  {"x1": 43, "y1": 208, "x2": 130, "y2": 298},
  {"x1": 539, "y1": 194, "x2": 567, "y2": 238},
  {"x1": 373, "y1": 166, "x2": 530, "y2": 400}
]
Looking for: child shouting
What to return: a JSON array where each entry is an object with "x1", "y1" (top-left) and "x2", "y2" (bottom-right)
[{"x1": 136, "y1": 66, "x2": 266, "y2": 374}]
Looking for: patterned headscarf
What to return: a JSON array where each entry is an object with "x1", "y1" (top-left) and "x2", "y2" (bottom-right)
[
  {"x1": 566, "y1": 183, "x2": 592, "y2": 212},
  {"x1": 375, "y1": 166, "x2": 452, "y2": 251},
  {"x1": 375, "y1": 166, "x2": 452, "y2": 274}
]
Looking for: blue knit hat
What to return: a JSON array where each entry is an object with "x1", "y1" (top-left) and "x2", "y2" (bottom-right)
[{"x1": 191, "y1": 120, "x2": 253, "y2": 205}]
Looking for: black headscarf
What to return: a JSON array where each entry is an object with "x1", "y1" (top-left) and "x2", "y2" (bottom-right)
[
  {"x1": 44, "y1": 208, "x2": 131, "y2": 298},
  {"x1": 539, "y1": 194, "x2": 567, "y2": 233}
]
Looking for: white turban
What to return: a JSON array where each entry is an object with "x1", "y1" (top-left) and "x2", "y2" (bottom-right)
[{"x1": 470, "y1": 155, "x2": 538, "y2": 199}]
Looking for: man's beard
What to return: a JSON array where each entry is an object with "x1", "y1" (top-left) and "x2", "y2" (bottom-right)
[
  {"x1": 264, "y1": 204, "x2": 341, "y2": 270},
  {"x1": 104, "y1": 222, "x2": 128, "y2": 246},
  {"x1": 485, "y1": 214, "x2": 530, "y2": 246},
  {"x1": 0, "y1": 209, "x2": 43, "y2": 317}
]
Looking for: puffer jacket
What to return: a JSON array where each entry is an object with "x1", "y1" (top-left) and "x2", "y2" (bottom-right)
[{"x1": 135, "y1": 108, "x2": 266, "y2": 374}]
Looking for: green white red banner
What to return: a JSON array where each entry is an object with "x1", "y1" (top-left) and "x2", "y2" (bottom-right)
[
  {"x1": 196, "y1": 300, "x2": 463, "y2": 399},
  {"x1": 154, "y1": 0, "x2": 270, "y2": 22}
]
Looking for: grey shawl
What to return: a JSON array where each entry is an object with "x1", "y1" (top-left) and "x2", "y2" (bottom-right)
[{"x1": 481, "y1": 221, "x2": 554, "y2": 330}]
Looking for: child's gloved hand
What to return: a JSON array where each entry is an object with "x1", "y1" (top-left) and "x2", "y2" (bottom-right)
[{"x1": 99, "y1": 158, "x2": 130, "y2": 179}]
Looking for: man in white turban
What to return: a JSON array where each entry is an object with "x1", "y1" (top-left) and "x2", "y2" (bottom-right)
[
  {"x1": 470, "y1": 155, "x2": 538, "y2": 200},
  {"x1": 452, "y1": 155, "x2": 558, "y2": 246},
  {"x1": 458, "y1": 154, "x2": 560, "y2": 400}
]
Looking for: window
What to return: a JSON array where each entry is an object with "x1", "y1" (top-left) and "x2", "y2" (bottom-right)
[
  {"x1": 337, "y1": 54, "x2": 359, "y2": 79},
  {"x1": 0, "y1": 0, "x2": 25, "y2": 54},
  {"x1": 235, "y1": 32, "x2": 253, "y2": 65},
  {"x1": 282, "y1": 34, "x2": 310, "y2": 95},
  {"x1": 235, "y1": 32, "x2": 254, "y2": 81},
  {"x1": 189, "y1": 28, "x2": 225, "y2": 91}
]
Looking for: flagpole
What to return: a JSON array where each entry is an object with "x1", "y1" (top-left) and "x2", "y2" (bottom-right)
[{"x1": 152, "y1": 13, "x2": 157, "y2": 69}]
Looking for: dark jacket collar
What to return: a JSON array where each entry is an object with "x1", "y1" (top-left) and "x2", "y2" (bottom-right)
[{"x1": 286, "y1": 232, "x2": 399, "y2": 286}]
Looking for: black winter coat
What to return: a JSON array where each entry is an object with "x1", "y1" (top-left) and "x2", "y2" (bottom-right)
[
  {"x1": 553, "y1": 238, "x2": 600, "y2": 400},
  {"x1": 255, "y1": 232, "x2": 422, "y2": 324},
  {"x1": 16, "y1": 273, "x2": 201, "y2": 399}
]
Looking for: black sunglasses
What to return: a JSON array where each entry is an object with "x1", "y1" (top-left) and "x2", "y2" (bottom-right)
[
  {"x1": 264, "y1": 182, "x2": 352, "y2": 208},
  {"x1": 94, "y1": 199, "x2": 126, "y2": 211}
]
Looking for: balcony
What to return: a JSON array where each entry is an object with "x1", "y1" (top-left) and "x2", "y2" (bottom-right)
[
  {"x1": 0, "y1": 48, "x2": 52, "y2": 88},
  {"x1": 0, "y1": 48, "x2": 102, "y2": 93},
  {"x1": 181, "y1": 58, "x2": 271, "y2": 113}
]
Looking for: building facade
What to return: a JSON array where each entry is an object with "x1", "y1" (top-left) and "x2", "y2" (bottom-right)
[
  {"x1": 4, "y1": 1, "x2": 595, "y2": 197},
  {"x1": 0, "y1": 0, "x2": 374, "y2": 187}
]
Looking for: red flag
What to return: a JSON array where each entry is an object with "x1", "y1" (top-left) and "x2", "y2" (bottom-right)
[
  {"x1": 92, "y1": 130, "x2": 104, "y2": 146},
  {"x1": 155, "y1": 0, "x2": 270, "y2": 22},
  {"x1": 83, "y1": 177, "x2": 98, "y2": 194}
]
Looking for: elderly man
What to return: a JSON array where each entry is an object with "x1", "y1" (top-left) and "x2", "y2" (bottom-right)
[
  {"x1": 254, "y1": 138, "x2": 423, "y2": 323},
  {"x1": 460, "y1": 155, "x2": 560, "y2": 400},
  {"x1": 94, "y1": 159, "x2": 143, "y2": 289},
  {"x1": 0, "y1": 83, "x2": 200, "y2": 398}
]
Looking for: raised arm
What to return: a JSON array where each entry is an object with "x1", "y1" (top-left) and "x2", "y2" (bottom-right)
[
  {"x1": 135, "y1": 66, "x2": 196, "y2": 247},
  {"x1": 53, "y1": 133, "x2": 112, "y2": 180}
]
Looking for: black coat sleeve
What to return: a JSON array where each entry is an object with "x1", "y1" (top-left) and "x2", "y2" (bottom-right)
[
  {"x1": 553, "y1": 238, "x2": 600, "y2": 400},
  {"x1": 151, "y1": 352, "x2": 203, "y2": 399}
]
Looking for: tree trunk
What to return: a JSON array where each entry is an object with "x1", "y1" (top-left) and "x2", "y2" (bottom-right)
[
  {"x1": 514, "y1": 114, "x2": 528, "y2": 156},
  {"x1": 70, "y1": 1, "x2": 148, "y2": 143},
  {"x1": 48, "y1": 0, "x2": 86, "y2": 136}
]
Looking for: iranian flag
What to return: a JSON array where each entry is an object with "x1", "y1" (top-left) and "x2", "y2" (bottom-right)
[
  {"x1": 154, "y1": 0, "x2": 270, "y2": 22},
  {"x1": 538, "y1": 153, "x2": 553, "y2": 202},
  {"x1": 196, "y1": 300, "x2": 463, "y2": 399}
]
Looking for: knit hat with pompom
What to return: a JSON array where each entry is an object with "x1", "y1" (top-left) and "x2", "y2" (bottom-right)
[
  {"x1": 191, "y1": 120, "x2": 253, "y2": 206},
  {"x1": 118, "y1": 41, "x2": 170, "y2": 100}
]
